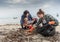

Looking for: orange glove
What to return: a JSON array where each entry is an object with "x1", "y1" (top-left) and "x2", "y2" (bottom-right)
[
  {"x1": 49, "y1": 21, "x2": 55, "y2": 25},
  {"x1": 29, "y1": 27, "x2": 34, "y2": 32},
  {"x1": 27, "y1": 25, "x2": 34, "y2": 32}
]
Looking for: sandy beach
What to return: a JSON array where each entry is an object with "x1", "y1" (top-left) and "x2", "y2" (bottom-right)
[
  {"x1": 0, "y1": 24, "x2": 60, "y2": 42},
  {"x1": 0, "y1": 24, "x2": 20, "y2": 42}
]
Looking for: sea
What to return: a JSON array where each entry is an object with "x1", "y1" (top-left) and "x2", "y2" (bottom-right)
[{"x1": 0, "y1": 18, "x2": 20, "y2": 25}]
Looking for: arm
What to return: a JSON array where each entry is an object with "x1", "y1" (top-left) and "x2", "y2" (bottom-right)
[
  {"x1": 48, "y1": 15, "x2": 59, "y2": 26},
  {"x1": 20, "y1": 15, "x2": 24, "y2": 24},
  {"x1": 36, "y1": 18, "x2": 42, "y2": 27},
  {"x1": 29, "y1": 14, "x2": 33, "y2": 20}
]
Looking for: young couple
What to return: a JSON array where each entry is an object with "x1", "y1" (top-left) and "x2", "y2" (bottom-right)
[{"x1": 20, "y1": 9, "x2": 58, "y2": 36}]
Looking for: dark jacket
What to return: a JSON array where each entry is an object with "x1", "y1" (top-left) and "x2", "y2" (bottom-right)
[
  {"x1": 36, "y1": 14, "x2": 59, "y2": 27},
  {"x1": 20, "y1": 14, "x2": 33, "y2": 25}
]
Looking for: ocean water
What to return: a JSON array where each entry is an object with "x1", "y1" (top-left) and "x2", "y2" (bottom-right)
[
  {"x1": 0, "y1": 18, "x2": 20, "y2": 25},
  {"x1": 0, "y1": 17, "x2": 59, "y2": 25}
]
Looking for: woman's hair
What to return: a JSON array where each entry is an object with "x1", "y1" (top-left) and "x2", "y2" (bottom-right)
[
  {"x1": 37, "y1": 9, "x2": 44, "y2": 15},
  {"x1": 23, "y1": 10, "x2": 30, "y2": 16}
]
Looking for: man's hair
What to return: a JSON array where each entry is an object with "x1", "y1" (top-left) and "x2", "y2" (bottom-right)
[{"x1": 37, "y1": 9, "x2": 44, "y2": 15}]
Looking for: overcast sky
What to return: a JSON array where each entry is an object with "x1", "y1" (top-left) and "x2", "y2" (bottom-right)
[{"x1": 0, "y1": 0, "x2": 60, "y2": 20}]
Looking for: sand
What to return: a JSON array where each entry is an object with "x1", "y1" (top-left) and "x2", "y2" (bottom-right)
[{"x1": 0, "y1": 24, "x2": 60, "y2": 42}]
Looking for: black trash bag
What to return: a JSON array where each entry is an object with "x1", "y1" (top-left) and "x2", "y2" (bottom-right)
[
  {"x1": 36, "y1": 25, "x2": 55, "y2": 37},
  {"x1": 41, "y1": 28, "x2": 55, "y2": 37}
]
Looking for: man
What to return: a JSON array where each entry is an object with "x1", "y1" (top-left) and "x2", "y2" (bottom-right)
[{"x1": 36, "y1": 9, "x2": 58, "y2": 36}]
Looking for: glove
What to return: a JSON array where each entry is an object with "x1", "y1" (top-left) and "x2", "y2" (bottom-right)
[
  {"x1": 49, "y1": 21, "x2": 55, "y2": 25},
  {"x1": 27, "y1": 25, "x2": 34, "y2": 32}
]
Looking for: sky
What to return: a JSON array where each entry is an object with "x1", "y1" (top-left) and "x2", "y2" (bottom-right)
[{"x1": 0, "y1": 0, "x2": 60, "y2": 22}]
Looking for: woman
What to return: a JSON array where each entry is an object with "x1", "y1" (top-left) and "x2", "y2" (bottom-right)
[
  {"x1": 36, "y1": 9, "x2": 58, "y2": 36},
  {"x1": 20, "y1": 10, "x2": 37, "y2": 29}
]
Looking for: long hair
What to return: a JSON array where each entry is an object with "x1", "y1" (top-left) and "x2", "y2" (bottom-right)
[{"x1": 23, "y1": 10, "x2": 30, "y2": 17}]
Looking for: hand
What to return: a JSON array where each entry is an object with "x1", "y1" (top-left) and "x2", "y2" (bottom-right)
[
  {"x1": 27, "y1": 30, "x2": 32, "y2": 32},
  {"x1": 32, "y1": 18, "x2": 37, "y2": 21},
  {"x1": 49, "y1": 21, "x2": 55, "y2": 25}
]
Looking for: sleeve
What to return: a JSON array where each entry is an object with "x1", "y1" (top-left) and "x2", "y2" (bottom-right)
[
  {"x1": 47, "y1": 15, "x2": 59, "y2": 26},
  {"x1": 29, "y1": 14, "x2": 33, "y2": 20},
  {"x1": 20, "y1": 15, "x2": 24, "y2": 24},
  {"x1": 36, "y1": 19, "x2": 42, "y2": 27}
]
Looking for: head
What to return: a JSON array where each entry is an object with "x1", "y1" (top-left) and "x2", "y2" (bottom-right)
[
  {"x1": 24, "y1": 17, "x2": 28, "y2": 22},
  {"x1": 37, "y1": 9, "x2": 44, "y2": 18},
  {"x1": 23, "y1": 10, "x2": 30, "y2": 17}
]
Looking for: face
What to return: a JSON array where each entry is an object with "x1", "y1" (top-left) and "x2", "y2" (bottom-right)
[
  {"x1": 26, "y1": 13, "x2": 29, "y2": 17},
  {"x1": 37, "y1": 14, "x2": 44, "y2": 18}
]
